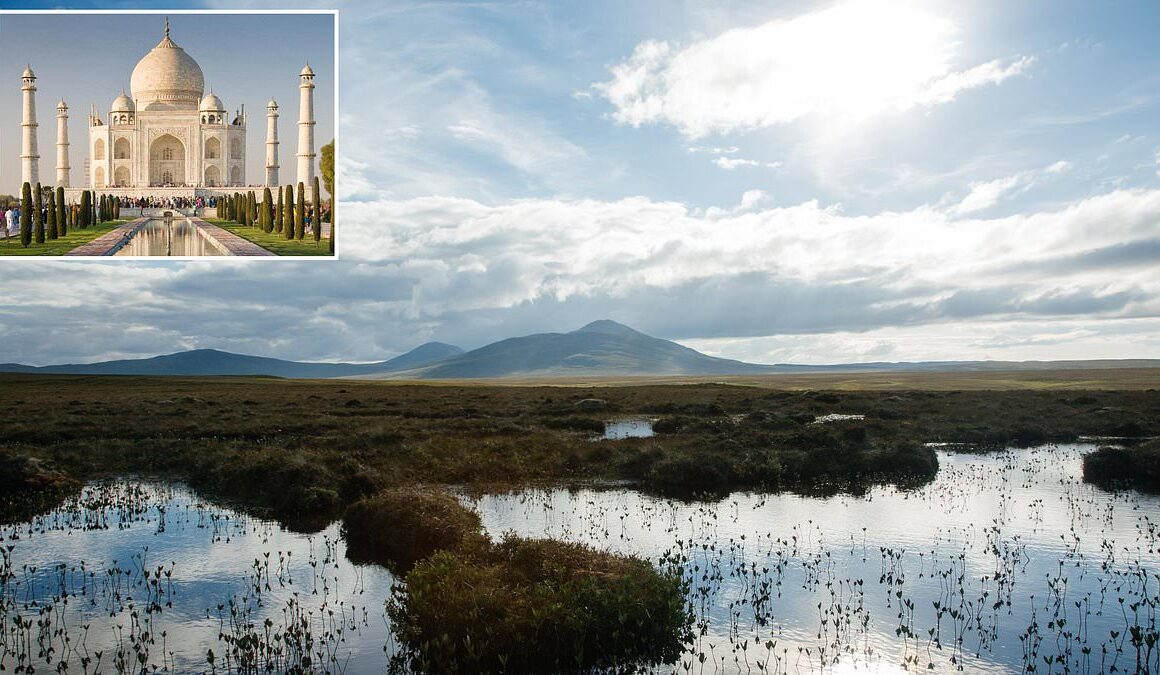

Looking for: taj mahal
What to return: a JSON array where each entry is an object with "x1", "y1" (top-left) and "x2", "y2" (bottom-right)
[{"x1": 19, "y1": 18, "x2": 318, "y2": 201}]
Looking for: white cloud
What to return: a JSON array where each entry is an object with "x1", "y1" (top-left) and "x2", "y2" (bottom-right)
[
  {"x1": 949, "y1": 161, "x2": 1074, "y2": 216},
  {"x1": 712, "y1": 157, "x2": 782, "y2": 171},
  {"x1": 951, "y1": 175, "x2": 1026, "y2": 216},
  {"x1": 592, "y1": 0, "x2": 1033, "y2": 137},
  {"x1": 447, "y1": 116, "x2": 586, "y2": 175},
  {"x1": 687, "y1": 145, "x2": 740, "y2": 154},
  {"x1": 342, "y1": 186, "x2": 1160, "y2": 314}
]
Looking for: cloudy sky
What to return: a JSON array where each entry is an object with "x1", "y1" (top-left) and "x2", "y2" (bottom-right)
[{"x1": 1, "y1": 0, "x2": 1159, "y2": 366}]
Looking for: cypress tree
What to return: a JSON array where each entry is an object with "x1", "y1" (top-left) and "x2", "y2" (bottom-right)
[
  {"x1": 295, "y1": 181, "x2": 305, "y2": 239},
  {"x1": 329, "y1": 195, "x2": 335, "y2": 254},
  {"x1": 19, "y1": 182, "x2": 32, "y2": 248},
  {"x1": 90, "y1": 192, "x2": 96, "y2": 226},
  {"x1": 56, "y1": 187, "x2": 66, "y2": 236},
  {"x1": 262, "y1": 187, "x2": 273, "y2": 233},
  {"x1": 79, "y1": 191, "x2": 90, "y2": 229},
  {"x1": 312, "y1": 176, "x2": 322, "y2": 243},
  {"x1": 283, "y1": 185, "x2": 294, "y2": 240},
  {"x1": 46, "y1": 189, "x2": 57, "y2": 240},
  {"x1": 34, "y1": 183, "x2": 45, "y2": 243},
  {"x1": 113, "y1": 196, "x2": 120, "y2": 220},
  {"x1": 275, "y1": 186, "x2": 284, "y2": 233}
]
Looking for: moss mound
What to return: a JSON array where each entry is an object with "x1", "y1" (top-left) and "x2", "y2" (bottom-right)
[
  {"x1": 1083, "y1": 439, "x2": 1160, "y2": 493},
  {"x1": 0, "y1": 452, "x2": 82, "y2": 524},
  {"x1": 388, "y1": 534, "x2": 691, "y2": 673},
  {"x1": 342, "y1": 486, "x2": 483, "y2": 572}
]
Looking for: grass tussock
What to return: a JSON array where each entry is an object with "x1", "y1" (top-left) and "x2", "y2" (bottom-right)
[
  {"x1": 342, "y1": 487, "x2": 484, "y2": 572},
  {"x1": 0, "y1": 451, "x2": 82, "y2": 523},
  {"x1": 1082, "y1": 438, "x2": 1160, "y2": 493},
  {"x1": 388, "y1": 534, "x2": 691, "y2": 674}
]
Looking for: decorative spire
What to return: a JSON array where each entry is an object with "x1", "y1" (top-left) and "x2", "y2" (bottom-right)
[{"x1": 165, "y1": 16, "x2": 170, "y2": 38}]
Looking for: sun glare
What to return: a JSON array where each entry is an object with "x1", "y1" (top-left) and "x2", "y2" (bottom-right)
[{"x1": 783, "y1": 0, "x2": 956, "y2": 124}]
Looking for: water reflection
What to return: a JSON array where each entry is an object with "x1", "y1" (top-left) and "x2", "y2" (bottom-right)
[
  {"x1": 0, "y1": 482, "x2": 396, "y2": 673},
  {"x1": 470, "y1": 445, "x2": 1160, "y2": 673},
  {"x1": 603, "y1": 417, "x2": 656, "y2": 439},
  {"x1": 115, "y1": 216, "x2": 229, "y2": 256},
  {"x1": 3, "y1": 445, "x2": 1159, "y2": 673}
]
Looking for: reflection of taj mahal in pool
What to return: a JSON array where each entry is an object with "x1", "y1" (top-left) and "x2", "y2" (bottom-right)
[{"x1": 20, "y1": 17, "x2": 318, "y2": 201}]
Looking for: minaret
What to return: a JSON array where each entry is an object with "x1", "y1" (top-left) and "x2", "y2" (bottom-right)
[
  {"x1": 56, "y1": 100, "x2": 70, "y2": 187},
  {"x1": 266, "y1": 98, "x2": 280, "y2": 187},
  {"x1": 20, "y1": 65, "x2": 39, "y2": 187},
  {"x1": 296, "y1": 63, "x2": 316, "y2": 187}
]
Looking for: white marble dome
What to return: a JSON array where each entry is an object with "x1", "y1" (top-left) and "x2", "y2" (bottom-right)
[
  {"x1": 130, "y1": 29, "x2": 204, "y2": 109},
  {"x1": 111, "y1": 93, "x2": 135, "y2": 112},
  {"x1": 199, "y1": 92, "x2": 225, "y2": 112}
]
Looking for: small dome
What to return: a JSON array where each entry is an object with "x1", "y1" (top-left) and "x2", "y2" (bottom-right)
[
  {"x1": 57, "y1": 99, "x2": 68, "y2": 110},
  {"x1": 22, "y1": 65, "x2": 35, "y2": 79},
  {"x1": 267, "y1": 97, "x2": 278, "y2": 109},
  {"x1": 300, "y1": 63, "x2": 314, "y2": 77},
  {"x1": 199, "y1": 92, "x2": 225, "y2": 112},
  {"x1": 111, "y1": 93, "x2": 135, "y2": 112}
]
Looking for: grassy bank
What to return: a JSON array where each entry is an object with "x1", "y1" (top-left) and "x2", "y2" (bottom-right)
[
  {"x1": 1, "y1": 373, "x2": 1157, "y2": 526},
  {"x1": 0, "y1": 219, "x2": 132, "y2": 256},
  {"x1": 204, "y1": 218, "x2": 332, "y2": 256}
]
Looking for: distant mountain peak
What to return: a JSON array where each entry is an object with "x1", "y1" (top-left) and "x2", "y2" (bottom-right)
[{"x1": 573, "y1": 319, "x2": 642, "y2": 337}]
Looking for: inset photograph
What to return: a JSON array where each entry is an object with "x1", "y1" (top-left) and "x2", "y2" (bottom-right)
[{"x1": 0, "y1": 11, "x2": 336, "y2": 257}]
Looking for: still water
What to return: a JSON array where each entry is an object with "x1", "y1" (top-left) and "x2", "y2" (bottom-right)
[
  {"x1": 115, "y1": 218, "x2": 230, "y2": 256},
  {"x1": 603, "y1": 417, "x2": 657, "y2": 439},
  {"x1": 2, "y1": 444, "x2": 1158, "y2": 673}
]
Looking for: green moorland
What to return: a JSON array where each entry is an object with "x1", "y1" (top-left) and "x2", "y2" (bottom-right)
[
  {"x1": 2, "y1": 371, "x2": 1157, "y2": 670},
  {"x1": 2, "y1": 370, "x2": 1158, "y2": 524},
  {"x1": 0, "y1": 219, "x2": 132, "y2": 256},
  {"x1": 205, "y1": 217, "x2": 332, "y2": 256}
]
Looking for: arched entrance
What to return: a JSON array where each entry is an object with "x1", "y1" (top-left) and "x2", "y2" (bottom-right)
[
  {"x1": 149, "y1": 134, "x2": 186, "y2": 186},
  {"x1": 114, "y1": 138, "x2": 131, "y2": 159},
  {"x1": 94, "y1": 166, "x2": 105, "y2": 187},
  {"x1": 204, "y1": 137, "x2": 220, "y2": 159},
  {"x1": 229, "y1": 166, "x2": 243, "y2": 186},
  {"x1": 114, "y1": 166, "x2": 130, "y2": 187},
  {"x1": 204, "y1": 165, "x2": 221, "y2": 187}
]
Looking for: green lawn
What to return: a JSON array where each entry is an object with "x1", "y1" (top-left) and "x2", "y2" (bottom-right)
[
  {"x1": 0, "y1": 220, "x2": 133, "y2": 256},
  {"x1": 206, "y1": 218, "x2": 333, "y2": 256}
]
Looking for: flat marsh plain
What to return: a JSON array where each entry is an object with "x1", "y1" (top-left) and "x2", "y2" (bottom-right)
[
  {"x1": 2, "y1": 368, "x2": 1158, "y2": 525},
  {"x1": 2, "y1": 369, "x2": 1160, "y2": 672}
]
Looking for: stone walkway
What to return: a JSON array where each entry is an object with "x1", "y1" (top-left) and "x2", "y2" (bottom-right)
[
  {"x1": 63, "y1": 218, "x2": 149, "y2": 256},
  {"x1": 191, "y1": 219, "x2": 276, "y2": 256}
]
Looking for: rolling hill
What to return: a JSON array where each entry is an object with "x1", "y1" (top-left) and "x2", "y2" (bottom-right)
[{"x1": 1, "y1": 320, "x2": 1155, "y2": 379}]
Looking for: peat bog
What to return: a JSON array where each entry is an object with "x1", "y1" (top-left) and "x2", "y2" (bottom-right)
[{"x1": 0, "y1": 372, "x2": 1158, "y2": 672}]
